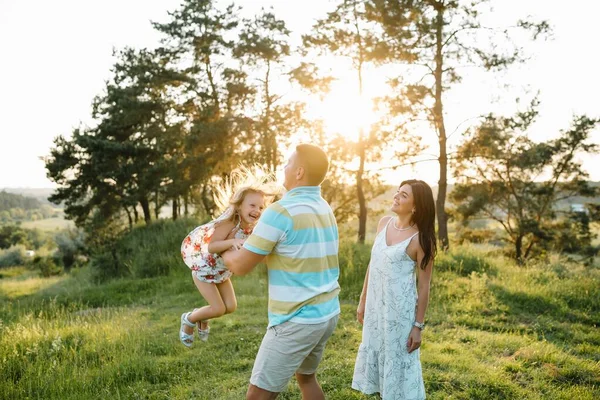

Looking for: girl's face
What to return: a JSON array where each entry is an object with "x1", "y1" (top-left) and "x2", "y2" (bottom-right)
[
  {"x1": 391, "y1": 184, "x2": 415, "y2": 215},
  {"x1": 238, "y1": 191, "x2": 266, "y2": 226}
]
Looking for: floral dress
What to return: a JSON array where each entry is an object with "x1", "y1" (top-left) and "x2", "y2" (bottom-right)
[
  {"x1": 181, "y1": 218, "x2": 250, "y2": 284},
  {"x1": 352, "y1": 219, "x2": 426, "y2": 399}
]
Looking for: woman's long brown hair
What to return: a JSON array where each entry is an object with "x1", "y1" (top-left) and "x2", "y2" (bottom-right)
[{"x1": 401, "y1": 179, "x2": 437, "y2": 270}]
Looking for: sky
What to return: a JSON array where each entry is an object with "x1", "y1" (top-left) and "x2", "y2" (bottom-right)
[{"x1": 0, "y1": 0, "x2": 599, "y2": 189}]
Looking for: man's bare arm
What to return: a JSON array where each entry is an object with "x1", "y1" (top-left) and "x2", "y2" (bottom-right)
[{"x1": 221, "y1": 248, "x2": 265, "y2": 276}]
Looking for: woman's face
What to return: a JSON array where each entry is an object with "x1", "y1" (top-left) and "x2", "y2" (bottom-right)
[
  {"x1": 238, "y1": 191, "x2": 266, "y2": 226},
  {"x1": 391, "y1": 184, "x2": 415, "y2": 215}
]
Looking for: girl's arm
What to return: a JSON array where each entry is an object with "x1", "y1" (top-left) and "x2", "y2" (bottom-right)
[
  {"x1": 357, "y1": 216, "x2": 392, "y2": 324},
  {"x1": 207, "y1": 221, "x2": 243, "y2": 254},
  {"x1": 407, "y1": 242, "x2": 433, "y2": 353}
]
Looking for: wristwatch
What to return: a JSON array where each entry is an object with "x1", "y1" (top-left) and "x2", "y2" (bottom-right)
[{"x1": 413, "y1": 321, "x2": 425, "y2": 330}]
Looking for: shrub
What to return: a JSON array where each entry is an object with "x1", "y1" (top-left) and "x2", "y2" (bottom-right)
[
  {"x1": 0, "y1": 245, "x2": 28, "y2": 268},
  {"x1": 338, "y1": 240, "x2": 372, "y2": 301},
  {"x1": 436, "y1": 246, "x2": 498, "y2": 276},
  {"x1": 54, "y1": 229, "x2": 86, "y2": 271},
  {"x1": 90, "y1": 218, "x2": 201, "y2": 281},
  {"x1": 32, "y1": 255, "x2": 62, "y2": 277},
  {"x1": 457, "y1": 227, "x2": 497, "y2": 244}
]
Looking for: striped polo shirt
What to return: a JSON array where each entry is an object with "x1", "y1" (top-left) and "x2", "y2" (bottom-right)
[{"x1": 243, "y1": 185, "x2": 340, "y2": 327}]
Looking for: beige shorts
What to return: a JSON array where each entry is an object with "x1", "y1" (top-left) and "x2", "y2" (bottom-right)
[{"x1": 250, "y1": 314, "x2": 339, "y2": 393}]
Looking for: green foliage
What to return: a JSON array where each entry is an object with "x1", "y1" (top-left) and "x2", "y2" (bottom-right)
[
  {"x1": 1, "y1": 242, "x2": 599, "y2": 399},
  {"x1": 54, "y1": 229, "x2": 87, "y2": 271},
  {"x1": 0, "y1": 225, "x2": 53, "y2": 250},
  {"x1": 45, "y1": 0, "x2": 308, "y2": 234},
  {"x1": 0, "y1": 191, "x2": 41, "y2": 211},
  {"x1": 456, "y1": 227, "x2": 497, "y2": 245},
  {"x1": 338, "y1": 240, "x2": 372, "y2": 300},
  {"x1": 0, "y1": 191, "x2": 61, "y2": 225},
  {"x1": 363, "y1": 0, "x2": 551, "y2": 248},
  {"x1": 298, "y1": 1, "x2": 423, "y2": 243},
  {"x1": 435, "y1": 246, "x2": 498, "y2": 277},
  {"x1": 90, "y1": 218, "x2": 200, "y2": 281},
  {"x1": 45, "y1": 43, "x2": 189, "y2": 229},
  {"x1": 549, "y1": 211, "x2": 596, "y2": 253},
  {"x1": 0, "y1": 245, "x2": 28, "y2": 268},
  {"x1": 233, "y1": 10, "x2": 299, "y2": 172},
  {"x1": 451, "y1": 101, "x2": 599, "y2": 263},
  {"x1": 32, "y1": 255, "x2": 62, "y2": 277}
]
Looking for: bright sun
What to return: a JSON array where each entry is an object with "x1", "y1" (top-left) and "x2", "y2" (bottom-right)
[
  {"x1": 306, "y1": 78, "x2": 379, "y2": 143},
  {"x1": 300, "y1": 71, "x2": 441, "y2": 187}
]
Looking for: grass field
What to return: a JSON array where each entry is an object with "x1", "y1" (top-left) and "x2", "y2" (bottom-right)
[
  {"x1": 1, "y1": 243, "x2": 599, "y2": 399},
  {"x1": 20, "y1": 217, "x2": 74, "y2": 231}
]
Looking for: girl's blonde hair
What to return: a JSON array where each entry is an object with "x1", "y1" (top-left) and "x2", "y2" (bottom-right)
[{"x1": 212, "y1": 165, "x2": 280, "y2": 223}]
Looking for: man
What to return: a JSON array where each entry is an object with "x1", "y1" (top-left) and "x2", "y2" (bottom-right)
[{"x1": 222, "y1": 144, "x2": 340, "y2": 400}]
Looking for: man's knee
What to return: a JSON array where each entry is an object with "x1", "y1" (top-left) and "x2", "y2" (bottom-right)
[
  {"x1": 295, "y1": 372, "x2": 317, "y2": 385},
  {"x1": 246, "y1": 384, "x2": 278, "y2": 400}
]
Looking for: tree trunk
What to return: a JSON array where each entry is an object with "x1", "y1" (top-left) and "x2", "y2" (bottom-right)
[
  {"x1": 201, "y1": 184, "x2": 212, "y2": 216},
  {"x1": 172, "y1": 197, "x2": 178, "y2": 221},
  {"x1": 154, "y1": 190, "x2": 160, "y2": 220},
  {"x1": 184, "y1": 194, "x2": 189, "y2": 217},
  {"x1": 354, "y1": 10, "x2": 368, "y2": 244},
  {"x1": 357, "y1": 135, "x2": 367, "y2": 243},
  {"x1": 523, "y1": 237, "x2": 535, "y2": 262},
  {"x1": 434, "y1": 6, "x2": 450, "y2": 250},
  {"x1": 125, "y1": 206, "x2": 133, "y2": 230},
  {"x1": 133, "y1": 206, "x2": 139, "y2": 223},
  {"x1": 515, "y1": 234, "x2": 524, "y2": 265},
  {"x1": 263, "y1": 61, "x2": 278, "y2": 172},
  {"x1": 140, "y1": 198, "x2": 152, "y2": 224}
]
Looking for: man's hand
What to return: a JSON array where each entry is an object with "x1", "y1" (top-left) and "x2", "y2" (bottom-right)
[
  {"x1": 221, "y1": 247, "x2": 265, "y2": 276},
  {"x1": 231, "y1": 238, "x2": 245, "y2": 250}
]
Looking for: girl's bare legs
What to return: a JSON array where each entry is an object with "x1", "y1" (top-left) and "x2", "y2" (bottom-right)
[
  {"x1": 216, "y1": 278, "x2": 237, "y2": 315},
  {"x1": 195, "y1": 279, "x2": 237, "y2": 331},
  {"x1": 182, "y1": 275, "x2": 227, "y2": 336}
]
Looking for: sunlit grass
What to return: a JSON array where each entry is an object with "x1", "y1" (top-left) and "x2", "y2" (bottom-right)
[
  {"x1": 20, "y1": 217, "x2": 74, "y2": 231},
  {"x1": 0, "y1": 236, "x2": 598, "y2": 399},
  {"x1": 0, "y1": 268, "x2": 66, "y2": 299}
]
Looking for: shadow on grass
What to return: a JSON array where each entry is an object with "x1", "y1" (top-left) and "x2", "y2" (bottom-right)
[{"x1": 486, "y1": 284, "x2": 600, "y2": 346}]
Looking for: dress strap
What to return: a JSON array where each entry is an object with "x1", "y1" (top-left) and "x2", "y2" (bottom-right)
[
  {"x1": 385, "y1": 217, "x2": 394, "y2": 230},
  {"x1": 230, "y1": 221, "x2": 241, "y2": 236},
  {"x1": 407, "y1": 231, "x2": 419, "y2": 244}
]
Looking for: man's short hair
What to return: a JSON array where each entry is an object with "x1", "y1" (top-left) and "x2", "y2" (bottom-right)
[{"x1": 296, "y1": 143, "x2": 329, "y2": 186}]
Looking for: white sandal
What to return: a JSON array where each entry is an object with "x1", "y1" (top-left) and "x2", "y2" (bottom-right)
[
  {"x1": 192, "y1": 308, "x2": 210, "y2": 342},
  {"x1": 179, "y1": 312, "x2": 195, "y2": 347},
  {"x1": 198, "y1": 320, "x2": 210, "y2": 342}
]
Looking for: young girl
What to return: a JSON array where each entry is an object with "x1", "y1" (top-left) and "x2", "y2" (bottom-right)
[{"x1": 179, "y1": 167, "x2": 277, "y2": 347}]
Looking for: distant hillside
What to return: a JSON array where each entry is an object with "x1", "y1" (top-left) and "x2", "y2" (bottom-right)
[
  {"x1": 0, "y1": 191, "x2": 42, "y2": 212},
  {"x1": 1, "y1": 188, "x2": 55, "y2": 204}
]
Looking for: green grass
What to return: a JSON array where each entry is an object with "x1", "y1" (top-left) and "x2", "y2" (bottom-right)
[
  {"x1": 20, "y1": 217, "x2": 74, "y2": 231},
  {"x1": 1, "y1": 239, "x2": 599, "y2": 399}
]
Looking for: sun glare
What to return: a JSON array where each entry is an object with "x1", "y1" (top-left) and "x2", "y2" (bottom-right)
[{"x1": 307, "y1": 81, "x2": 378, "y2": 143}]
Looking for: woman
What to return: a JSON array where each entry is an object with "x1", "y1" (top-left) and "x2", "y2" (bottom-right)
[{"x1": 352, "y1": 179, "x2": 437, "y2": 399}]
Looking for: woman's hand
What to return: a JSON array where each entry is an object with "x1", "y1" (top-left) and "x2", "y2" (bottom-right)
[
  {"x1": 407, "y1": 327, "x2": 422, "y2": 353},
  {"x1": 356, "y1": 300, "x2": 365, "y2": 325}
]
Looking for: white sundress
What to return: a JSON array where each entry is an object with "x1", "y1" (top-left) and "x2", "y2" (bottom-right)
[{"x1": 352, "y1": 219, "x2": 426, "y2": 399}]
